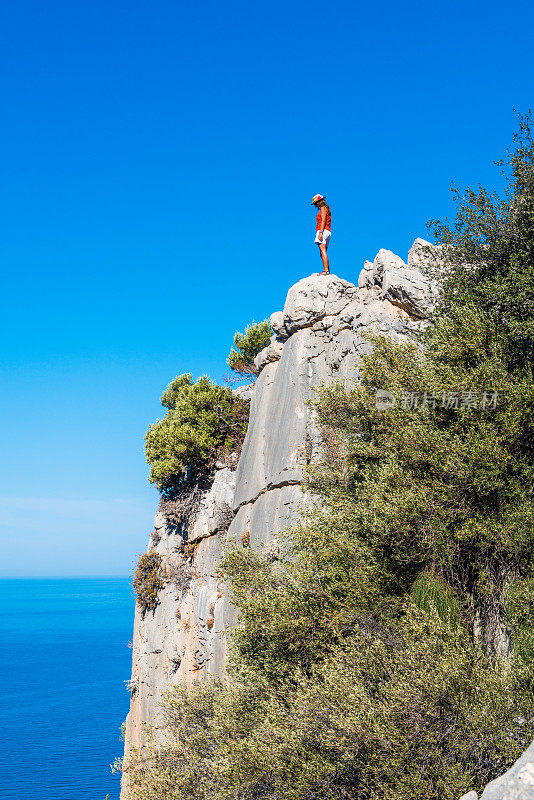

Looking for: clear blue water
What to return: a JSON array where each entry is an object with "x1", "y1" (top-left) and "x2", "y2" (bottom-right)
[{"x1": 0, "y1": 578, "x2": 134, "y2": 800}]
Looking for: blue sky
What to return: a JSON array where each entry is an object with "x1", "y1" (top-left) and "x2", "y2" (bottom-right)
[{"x1": 1, "y1": 0, "x2": 533, "y2": 575}]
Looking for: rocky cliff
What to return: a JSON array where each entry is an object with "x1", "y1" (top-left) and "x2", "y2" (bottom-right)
[
  {"x1": 122, "y1": 239, "x2": 435, "y2": 765},
  {"x1": 122, "y1": 239, "x2": 534, "y2": 800}
]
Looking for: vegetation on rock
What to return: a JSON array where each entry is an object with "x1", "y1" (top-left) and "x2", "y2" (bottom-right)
[
  {"x1": 227, "y1": 319, "x2": 272, "y2": 376},
  {"x1": 122, "y1": 116, "x2": 534, "y2": 799},
  {"x1": 145, "y1": 374, "x2": 249, "y2": 497},
  {"x1": 133, "y1": 553, "x2": 164, "y2": 614}
]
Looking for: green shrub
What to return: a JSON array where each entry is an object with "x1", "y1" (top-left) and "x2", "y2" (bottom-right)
[
  {"x1": 122, "y1": 587, "x2": 530, "y2": 800},
  {"x1": 133, "y1": 552, "x2": 164, "y2": 614},
  {"x1": 227, "y1": 319, "x2": 273, "y2": 376},
  {"x1": 507, "y1": 575, "x2": 534, "y2": 682},
  {"x1": 145, "y1": 374, "x2": 249, "y2": 496}
]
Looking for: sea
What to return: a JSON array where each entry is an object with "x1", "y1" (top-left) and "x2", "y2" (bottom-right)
[{"x1": 0, "y1": 578, "x2": 134, "y2": 800}]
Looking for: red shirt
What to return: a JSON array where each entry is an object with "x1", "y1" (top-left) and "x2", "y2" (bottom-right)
[{"x1": 316, "y1": 208, "x2": 331, "y2": 232}]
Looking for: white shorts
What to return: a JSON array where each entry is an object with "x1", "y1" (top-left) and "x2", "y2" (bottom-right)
[{"x1": 314, "y1": 229, "x2": 331, "y2": 245}]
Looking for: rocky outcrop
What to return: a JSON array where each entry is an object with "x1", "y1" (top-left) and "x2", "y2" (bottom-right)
[
  {"x1": 121, "y1": 239, "x2": 437, "y2": 793},
  {"x1": 228, "y1": 242, "x2": 436, "y2": 551}
]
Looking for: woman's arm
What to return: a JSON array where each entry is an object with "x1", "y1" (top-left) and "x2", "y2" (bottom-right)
[{"x1": 317, "y1": 205, "x2": 327, "y2": 241}]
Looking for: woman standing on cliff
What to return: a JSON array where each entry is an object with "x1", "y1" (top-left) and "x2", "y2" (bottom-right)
[{"x1": 311, "y1": 194, "x2": 331, "y2": 275}]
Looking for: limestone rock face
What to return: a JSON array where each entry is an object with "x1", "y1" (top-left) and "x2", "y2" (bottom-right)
[
  {"x1": 408, "y1": 236, "x2": 442, "y2": 269},
  {"x1": 382, "y1": 265, "x2": 434, "y2": 318},
  {"x1": 270, "y1": 273, "x2": 359, "y2": 337},
  {"x1": 121, "y1": 240, "x2": 439, "y2": 795},
  {"x1": 123, "y1": 467, "x2": 237, "y2": 758},
  {"x1": 232, "y1": 382, "x2": 255, "y2": 401},
  {"x1": 253, "y1": 335, "x2": 284, "y2": 372},
  {"x1": 187, "y1": 467, "x2": 234, "y2": 544}
]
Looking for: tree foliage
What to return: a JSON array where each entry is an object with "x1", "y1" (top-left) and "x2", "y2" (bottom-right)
[
  {"x1": 145, "y1": 374, "x2": 249, "y2": 496},
  {"x1": 312, "y1": 325, "x2": 534, "y2": 661},
  {"x1": 227, "y1": 319, "x2": 273, "y2": 376},
  {"x1": 428, "y1": 110, "x2": 534, "y2": 370}
]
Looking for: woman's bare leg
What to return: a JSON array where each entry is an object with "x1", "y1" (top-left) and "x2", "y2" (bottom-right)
[{"x1": 317, "y1": 242, "x2": 330, "y2": 274}]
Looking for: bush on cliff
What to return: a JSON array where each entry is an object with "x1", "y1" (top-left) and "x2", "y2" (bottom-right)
[
  {"x1": 121, "y1": 116, "x2": 534, "y2": 800},
  {"x1": 122, "y1": 485, "x2": 531, "y2": 799},
  {"x1": 122, "y1": 609, "x2": 523, "y2": 800},
  {"x1": 133, "y1": 552, "x2": 164, "y2": 614},
  {"x1": 145, "y1": 374, "x2": 249, "y2": 496},
  {"x1": 227, "y1": 319, "x2": 272, "y2": 376}
]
